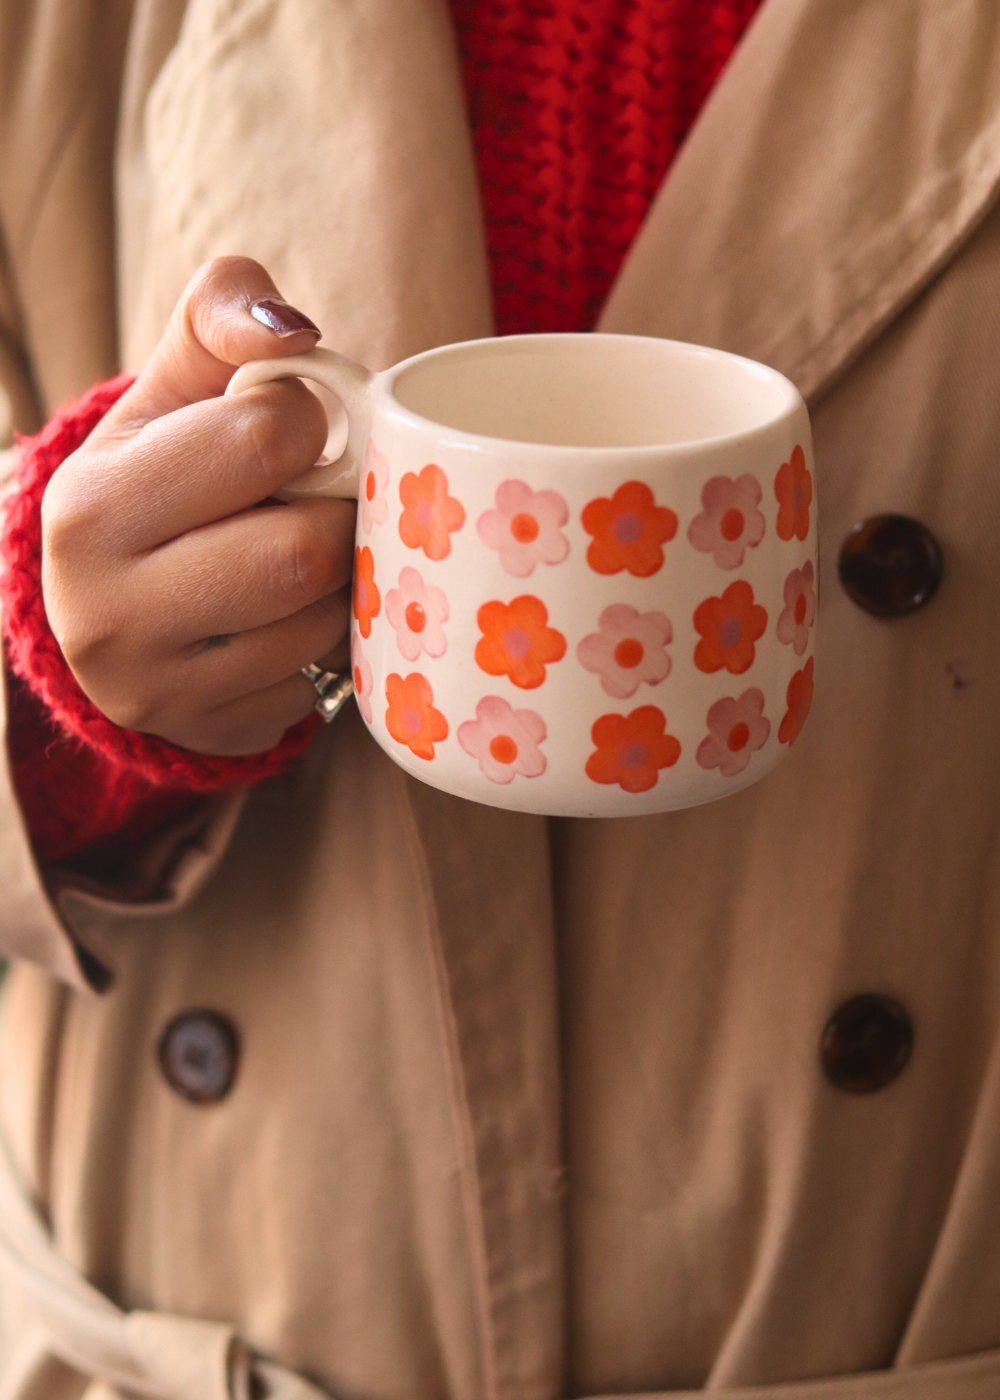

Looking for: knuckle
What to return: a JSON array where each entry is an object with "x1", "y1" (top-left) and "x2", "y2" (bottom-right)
[
  {"x1": 238, "y1": 381, "x2": 326, "y2": 482},
  {"x1": 271, "y1": 516, "x2": 340, "y2": 600},
  {"x1": 191, "y1": 255, "x2": 265, "y2": 313},
  {"x1": 240, "y1": 391, "x2": 292, "y2": 473},
  {"x1": 97, "y1": 692, "x2": 158, "y2": 734},
  {"x1": 42, "y1": 581, "x2": 120, "y2": 683},
  {"x1": 310, "y1": 586, "x2": 351, "y2": 637},
  {"x1": 50, "y1": 618, "x2": 113, "y2": 677},
  {"x1": 77, "y1": 665, "x2": 166, "y2": 733},
  {"x1": 41, "y1": 457, "x2": 101, "y2": 561}
]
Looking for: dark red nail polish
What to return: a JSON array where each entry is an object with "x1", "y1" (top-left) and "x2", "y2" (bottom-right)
[{"x1": 250, "y1": 299, "x2": 321, "y2": 338}]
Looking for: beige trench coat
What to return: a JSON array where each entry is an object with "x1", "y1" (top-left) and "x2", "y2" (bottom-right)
[{"x1": 1, "y1": 1, "x2": 1000, "y2": 1398}]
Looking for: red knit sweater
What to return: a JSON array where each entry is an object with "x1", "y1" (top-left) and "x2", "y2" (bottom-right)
[{"x1": 1, "y1": 0, "x2": 762, "y2": 867}]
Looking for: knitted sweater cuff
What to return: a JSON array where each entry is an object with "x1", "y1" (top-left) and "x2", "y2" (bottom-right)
[{"x1": 1, "y1": 376, "x2": 318, "y2": 816}]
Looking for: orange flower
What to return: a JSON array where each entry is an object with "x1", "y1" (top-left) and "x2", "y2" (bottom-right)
[
  {"x1": 399, "y1": 463, "x2": 466, "y2": 560},
  {"x1": 475, "y1": 595, "x2": 566, "y2": 689},
  {"x1": 385, "y1": 672, "x2": 449, "y2": 760},
  {"x1": 694, "y1": 580, "x2": 768, "y2": 674},
  {"x1": 778, "y1": 655, "x2": 814, "y2": 745},
  {"x1": 582, "y1": 480, "x2": 677, "y2": 577},
  {"x1": 353, "y1": 546, "x2": 381, "y2": 639},
  {"x1": 585, "y1": 706, "x2": 681, "y2": 793},
  {"x1": 774, "y1": 444, "x2": 812, "y2": 541}
]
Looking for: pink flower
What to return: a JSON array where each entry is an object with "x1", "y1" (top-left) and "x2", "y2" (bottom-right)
[
  {"x1": 360, "y1": 440, "x2": 389, "y2": 535},
  {"x1": 351, "y1": 632, "x2": 374, "y2": 724},
  {"x1": 695, "y1": 688, "x2": 770, "y2": 777},
  {"x1": 476, "y1": 479, "x2": 570, "y2": 577},
  {"x1": 576, "y1": 604, "x2": 672, "y2": 698},
  {"x1": 687, "y1": 474, "x2": 766, "y2": 569},
  {"x1": 385, "y1": 567, "x2": 448, "y2": 662},
  {"x1": 458, "y1": 696, "x2": 547, "y2": 784},
  {"x1": 776, "y1": 561, "x2": 816, "y2": 656}
]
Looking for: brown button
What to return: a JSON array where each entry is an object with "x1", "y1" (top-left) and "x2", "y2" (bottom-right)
[
  {"x1": 821, "y1": 994, "x2": 912, "y2": 1093},
  {"x1": 158, "y1": 1010, "x2": 240, "y2": 1104},
  {"x1": 838, "y1": 514, "x2": 942, "y2": 617}
]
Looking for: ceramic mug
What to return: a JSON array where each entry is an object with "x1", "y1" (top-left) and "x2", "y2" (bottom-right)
[{"x1": 225, "y1": 333, "x2": 816, "y2": 817}]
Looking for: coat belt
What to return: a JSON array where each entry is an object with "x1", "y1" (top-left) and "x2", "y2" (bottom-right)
[
  {"x1": 0, "y1": 1128, "x2": 330, "y2": 1400},
  {"x1": 1, "y1": 1130, "x2": 999, "y2": 1400}
]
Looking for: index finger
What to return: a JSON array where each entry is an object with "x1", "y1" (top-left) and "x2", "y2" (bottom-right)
[{"x1": 55, "y1": 375, "x2": 330, "y2": 555}]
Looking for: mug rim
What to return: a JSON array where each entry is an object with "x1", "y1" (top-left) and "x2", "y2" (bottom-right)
[{"x1": 379, "y1": 332, "x2": 803, "y2": 458}]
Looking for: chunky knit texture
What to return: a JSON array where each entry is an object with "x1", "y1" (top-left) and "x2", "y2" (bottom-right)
[
  {"x1": 453, "y1": 0, "x2": 763, "y2": 335},
  {"x1": 2, "y1": 0, "x2": 762, "y2": 865},
  {"x1": 1, "y1": 377, "x2": 318, "y2": 863}
]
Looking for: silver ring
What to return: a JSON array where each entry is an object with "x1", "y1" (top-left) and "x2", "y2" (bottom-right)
[{"x1": 301, "y1": 664, "x2": 354, "y2": 723}]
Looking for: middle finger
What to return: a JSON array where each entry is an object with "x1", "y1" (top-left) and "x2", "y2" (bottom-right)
[{"x1": 134, "y1": 497, "x2": 357, "y2": 646}]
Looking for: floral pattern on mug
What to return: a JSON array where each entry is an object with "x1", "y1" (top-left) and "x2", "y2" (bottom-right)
[
  {"x1": 775, "y1": 445, "x2": 812, "y2": 541},
  {"x1": 385, "y1": 672, "x2": 448, "y2": 760},
  {"x1": 476, "y1": 479, "x2": 570, "y2": 577},
  {"x1": 385, "y1": 567, "x2": 448, "y2": 662},
  {"x1": 351, "y1": 633, "x2": 374, "y2": 724},
  {"x1": 776, "y1": 560, "x2": 816, "y2": 655},
  {"x1": 585, "y1": 706, "x2": 681, "y2": 793},
  {"x1": 476, "y1": 595, "x2": 566, "y2": 689},
  {"x1": 360, "y1": 440, "x2": 389, "y2": 535},
  {"x1": 458, "y1": 696, "x2": 547, "y2": 784},
  {"x1": 353, "y1": 546, "x2": 381, "y2": 639},
  {"x1": 779, "y1": 655, "x2": 814, "y2": 745},
  {"x1": 695, "y1": 688, "x2": 770, "y2": 777},
  {"x1": 399, "y1": 463, "x2": 466, "y2": 560},
  {"x1": 687, "y1": 474, "x2": 766, "y2": 569},
  {"x1": 582, "y1": 481, "x2": 677, "y2": 577},
  {"x1": 576, "y1": 604, "x2": 672, "y2": 698},
  {"x1": 694, "y1": 580, "x2": 767, "y2": 675}
]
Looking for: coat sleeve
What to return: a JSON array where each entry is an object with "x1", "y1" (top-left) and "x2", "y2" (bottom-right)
[
  {"x1": 0, "y1": 0, "x2": 267, "y2": 990},
  {"x1": 0, "y1": 649, "x2": 247, "y2": 993},
  {"x1": 0, "y1": 377, "x2": 321, "y2": 991}
]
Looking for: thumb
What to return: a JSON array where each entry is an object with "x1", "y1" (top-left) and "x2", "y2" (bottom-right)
[{"x1": 101, "y1": 255, "x2": 321, "y2": 435}]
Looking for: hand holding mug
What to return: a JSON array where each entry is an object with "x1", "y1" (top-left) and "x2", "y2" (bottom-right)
[{"x1": 40, "y1": 258, "x2": 356, "y2": 757}]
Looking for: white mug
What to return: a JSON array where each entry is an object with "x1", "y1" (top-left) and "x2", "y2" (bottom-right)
[{"x1": 226, "y1": 333, "x2": 816, "y2": 817}]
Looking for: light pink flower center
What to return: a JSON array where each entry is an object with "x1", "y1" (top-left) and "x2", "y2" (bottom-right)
[
  {"x1": 614, "y1": 637, "x2": 644, "y2": 669},
  {"x1": 353, "y1": 664, "x2": 363, "y2": 693},
  {"x1": 357, "y1": 580, "x2": 368, "y2": 610},
  {"x1": 416, "y1": 500, "x2": 433, "y2": 528},
  {"x1": 718, "y1": 617, "x2": 743, "y2": 649},
  {"x1": 405, "y1": 602, "x2": 427, "y2": 633},
  {"x1": 612, "y1": 512, "x2": 643, "y2": 544},
  {"x1": 490, "y1": 734, "x2": 518, "y2": 764},
  {"x1": 720, "y1": 508, "x2": 744, "y2": 541},
  {"x1": 365, "y1": 471, "x2": 376, "y2": 502},
  {"x1": 728, "y1": 722, "x2": 750, "y2": 752},
  {"x1": 510, "y1": 512, "x2": 539, "y2": 543},
  {"x1": 792, "y1": 482, "x2": 803, "y2": 510},
  {"x1": 794, "y1": 593, "x2": 807, "y2": 625},
  {"x1": 502, "y1": 627, "x2": 531, "y2": 658},
  {"x1": 619, "y1": 741, "x2": 647, "y2": 769},
  {"x1": 403, "y1": 707, "x2": 423, "y2": 736}
]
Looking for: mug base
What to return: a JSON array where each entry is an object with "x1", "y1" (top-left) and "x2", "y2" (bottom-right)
[{"x1": 367, "y1": 719, "x2": 790, "y2": 818}]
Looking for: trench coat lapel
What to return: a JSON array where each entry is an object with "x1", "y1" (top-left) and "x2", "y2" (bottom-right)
[
  {"x1": 120, "y1": 0, "x2": 494, "y2": 370},
  {"x1": 599, "y1": 0, "x2": 1000, "y2": 401}
]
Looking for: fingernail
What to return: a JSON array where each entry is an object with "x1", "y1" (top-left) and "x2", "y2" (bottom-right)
[{"x1": 250, "y1": 299, "x2": 321, "y2": 338}]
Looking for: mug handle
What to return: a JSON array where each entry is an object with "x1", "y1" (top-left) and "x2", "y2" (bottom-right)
[{"x1": 225, "y1": 346, "x2": 376, "y2": 499}]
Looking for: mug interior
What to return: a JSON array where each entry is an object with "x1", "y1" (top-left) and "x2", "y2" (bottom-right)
[{"x1": 389, "y1": 334, "x2": 795, "y2": 449}]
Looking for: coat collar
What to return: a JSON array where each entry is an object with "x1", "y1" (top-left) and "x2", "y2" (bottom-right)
[
  {"x1": 124, "y1": 0, "x2": 1000, "y2": 392},
  {"x1": 598, "y1": 0, "x2": 1000, "y2": 401}
]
